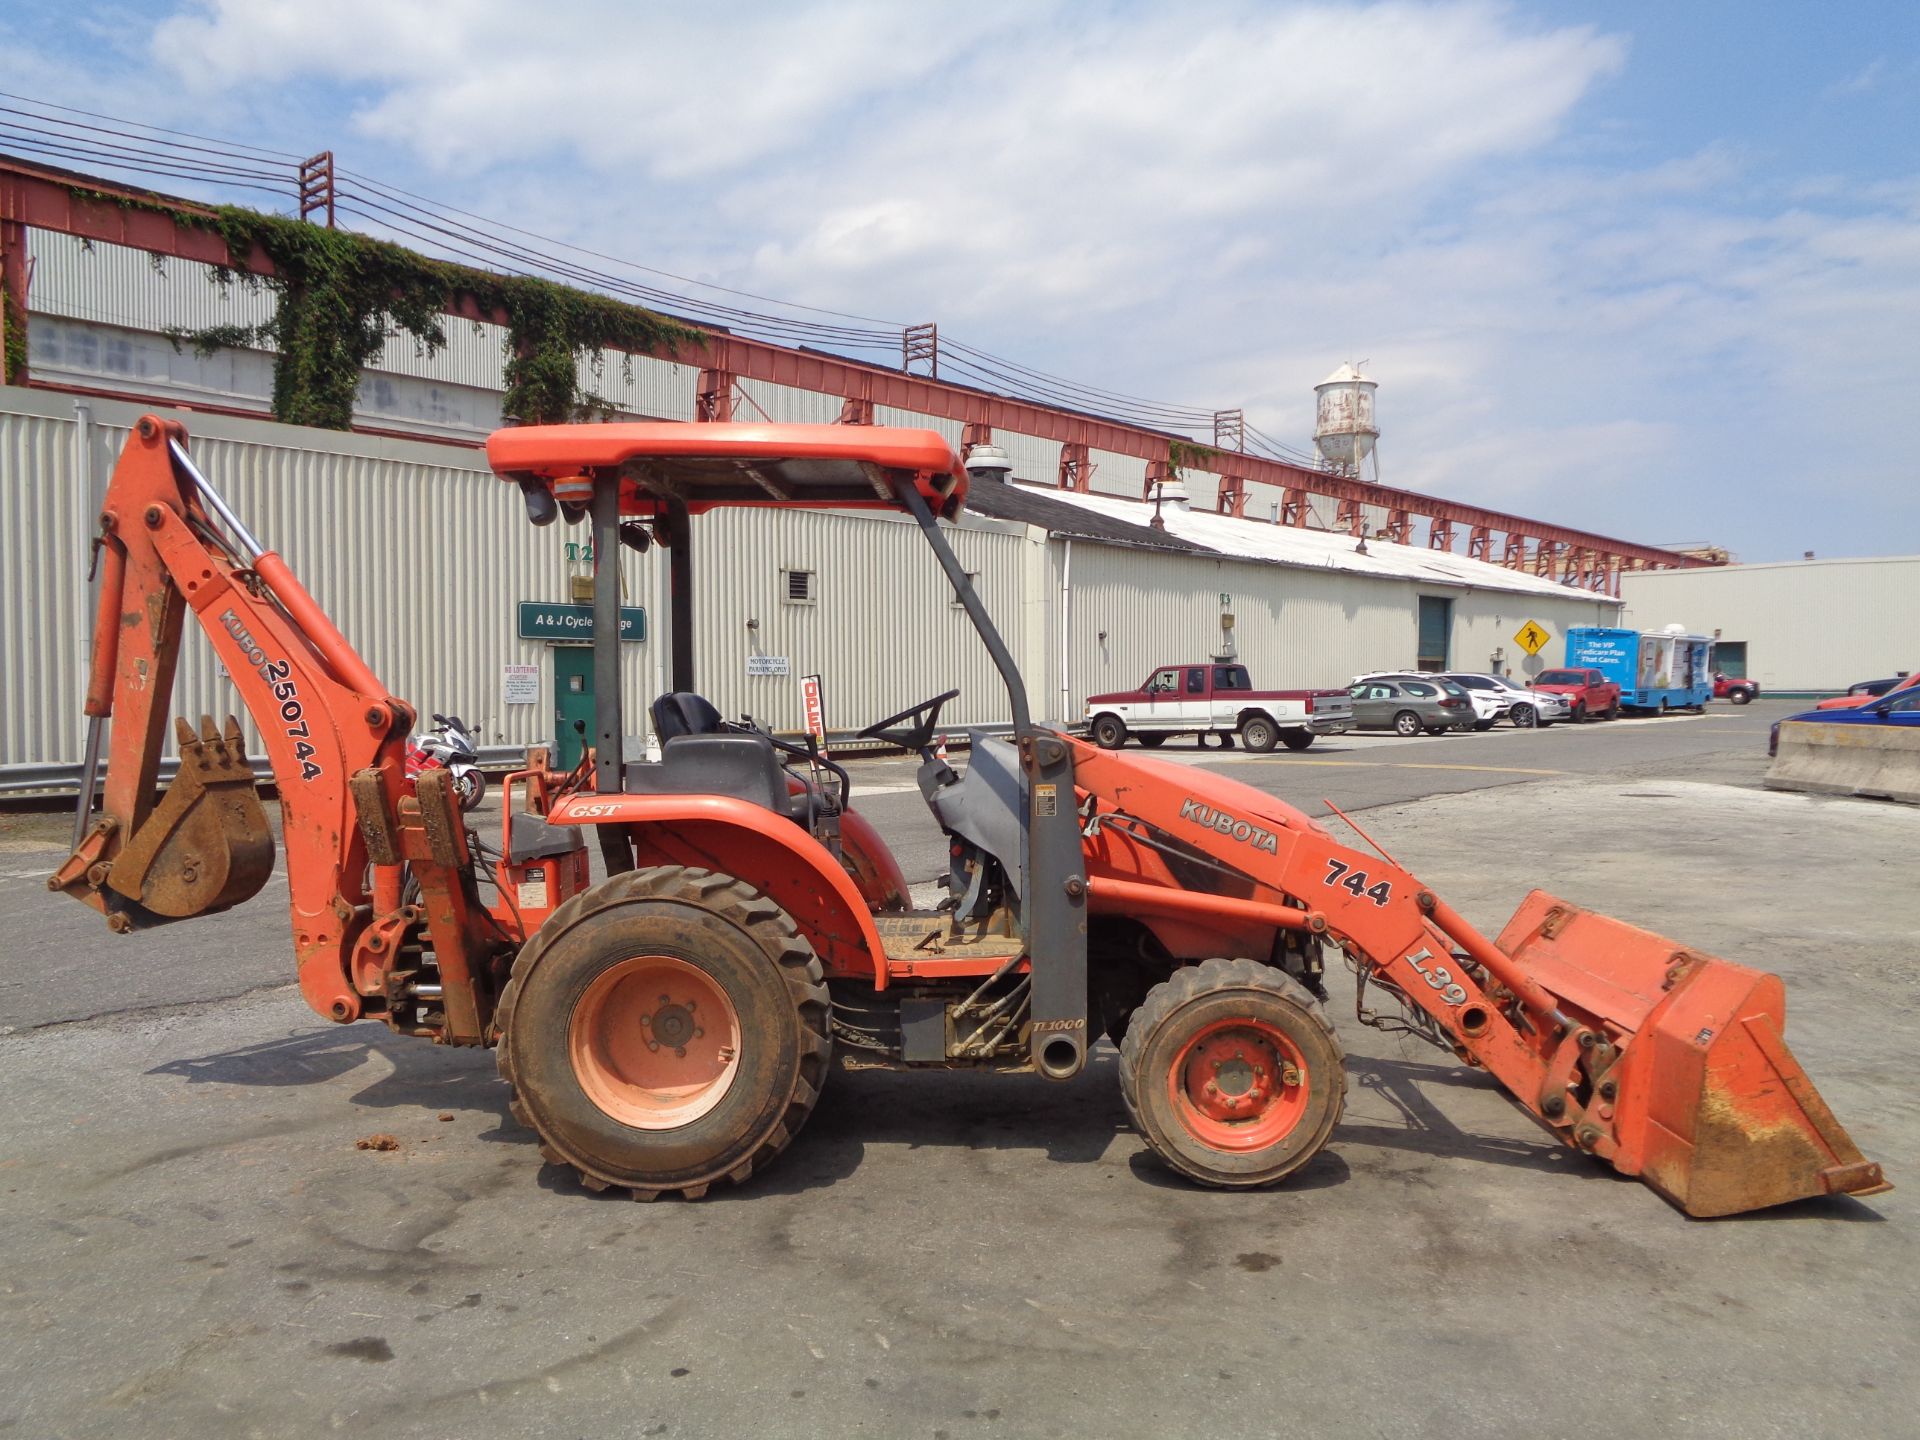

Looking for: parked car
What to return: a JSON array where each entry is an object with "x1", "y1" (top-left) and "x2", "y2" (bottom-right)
[
  {"x1": 1816, "y1": 671, "x2": 1916, "y2": 710},
  {"x1": 1354, "y1": 671, "x2": 1499, "y2": 730},
  {"x1": 1345, "y1": 677, "x2": 1475, "y2": 736},
  {"x1": 1443, "y1": 672, "x2": 1572, "y2": 728},
  {"x1": 1712, "y1": 673, "x2": 1760, "y2": 704},
  {"x1": 1528, "y1": 668, "x2": 1622, "y2": 722},
  {"x1": 1770, "y1": 686, "x2": 1920, "y2": 756},
  {"x1": 1083, "y1": 662, "x2": 1354, "y2": 752}
]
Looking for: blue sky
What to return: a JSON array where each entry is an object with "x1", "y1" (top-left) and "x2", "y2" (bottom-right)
[{"x1": 3, "y1": 1, "x2": 1916, "y2": 561}]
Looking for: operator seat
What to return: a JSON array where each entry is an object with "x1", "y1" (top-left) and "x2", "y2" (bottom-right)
[
  {"x1": 628, "y1": 690, "x2": 808, "y2": 824},
  {"x1": 651, "y1": 691, "x2": 725, "y2": 741}
]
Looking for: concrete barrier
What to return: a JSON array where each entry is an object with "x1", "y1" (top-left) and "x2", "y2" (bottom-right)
[{"x1": 1765, "y1": 721, "x2": 1920, "y2": 805}]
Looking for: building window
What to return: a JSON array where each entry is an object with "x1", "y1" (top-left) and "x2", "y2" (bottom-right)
[
  {"x1": 783, "y1": 568, "x2": 816, "y2": 604},
  {"x1": 950, "y1": 571, "x2": 979, "y2": 606}
]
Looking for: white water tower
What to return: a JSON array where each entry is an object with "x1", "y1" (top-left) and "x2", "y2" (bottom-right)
[{"x1": 1313, "y1": 362, "x2": 1379, "y2": 480}]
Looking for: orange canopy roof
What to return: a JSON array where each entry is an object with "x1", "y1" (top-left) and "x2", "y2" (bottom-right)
[{"x1": 486, "y1": 422, "x2": 968, "y2": 519}]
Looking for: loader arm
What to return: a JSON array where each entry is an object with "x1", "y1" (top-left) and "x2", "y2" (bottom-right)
[
  {"x1": 50, "y1": 417, "x2": 496, "y2": 1035},
  {"x1": 1069, "y1": 738, "x2": 1889, "y2": 1216}
]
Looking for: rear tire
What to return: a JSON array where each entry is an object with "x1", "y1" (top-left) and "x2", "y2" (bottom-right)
[
  {"x1": 1240, "y1": 715, "x2": 1278, "y2": 753},
  {"x1": 1092, "y1": 714, "x2": 1128, "y2": 749},
  {"x1": 1730, "y1": 688, "x2": 1753, "y2": 705},
  {"x1": 496, "y1": 867, "x2": 830, "y2": 1199},
  {"x1": 1393, "y1": 710, "x2": 1422, "y2": 737},
  {"x1": 1511, "y1": 704, "x2": 1537, "y2": 729},
  {"x1": 1119, "y1": 958, "x2": 1345, "y2": 1189},
  {"x1": 1473, "y1": 720, "x2": 1495, "y2": 731},
  {"x1": 1281, "y1": 731, "x2": 1313, "y2": 752},
  {"x1": 1138, "y1": 733, "x2": 1169, "y2": 748},
  {"x1": 1605, "y1": 702, "x2": 1622, "y2": 721}
]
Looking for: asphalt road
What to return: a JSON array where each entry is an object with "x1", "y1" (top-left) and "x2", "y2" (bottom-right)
[
  {"x1": 1, "y1": 701, "x2": 1784, "y2": 1033},
  {"x1": 1, "y1": 698, "x2": 1912, "y2": 1439}
]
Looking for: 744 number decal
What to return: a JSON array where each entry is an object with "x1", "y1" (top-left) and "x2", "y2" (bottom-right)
[{"x1": 1323, "y1": 857, "x2": 1392, "y2": 907}]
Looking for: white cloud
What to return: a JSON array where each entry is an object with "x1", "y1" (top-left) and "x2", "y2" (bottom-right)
[{"x1": 16, "y1": 1, "x2": 1918, "y2": 557}]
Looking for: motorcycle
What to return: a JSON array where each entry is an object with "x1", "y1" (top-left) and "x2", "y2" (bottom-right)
[{"x1": 406, "y1": 712, "x2": 487, "y2": 811}]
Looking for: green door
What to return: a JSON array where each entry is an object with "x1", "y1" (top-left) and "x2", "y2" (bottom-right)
[
  {"x1": 553, "y1": 646, "x2": 595, "y2": 769},
  {"x1": 1417, "y1": 596, "x2": 1453, "y2": 672}
]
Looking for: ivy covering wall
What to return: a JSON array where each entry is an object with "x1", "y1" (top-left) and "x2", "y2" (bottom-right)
[{"x1": 69, "y1": 196, "x2": 705, "y2": 430}]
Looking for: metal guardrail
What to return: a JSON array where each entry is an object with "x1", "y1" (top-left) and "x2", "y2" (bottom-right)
[
  {"x1": 2, "y1": 724, "x2": 1031, "y2": 799},
  {"x1": 0, "y1": 745, "x2": 533, "y2": 797}
]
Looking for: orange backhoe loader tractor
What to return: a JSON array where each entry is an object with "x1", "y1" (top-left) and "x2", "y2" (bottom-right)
[{"x1": 52, "y1": 416, "x2": 1888, "y2": 1215}]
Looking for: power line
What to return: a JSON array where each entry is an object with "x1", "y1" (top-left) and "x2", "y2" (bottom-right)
[{"x1": 1, "y1": 90, "x2": 1318, "y2": 450}]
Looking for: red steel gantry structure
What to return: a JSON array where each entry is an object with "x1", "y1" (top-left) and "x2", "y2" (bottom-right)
[{"x1": 0, "y1": 154, "x2": 1701, "y2": 593}]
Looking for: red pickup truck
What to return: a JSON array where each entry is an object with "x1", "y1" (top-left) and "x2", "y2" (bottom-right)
[
  {"x1": 1528, "y1": 667, "x2": 1621, "y2": 722},
  {"x1": 1084, "y1": 662, "x2": 1354, "y2": 752}
]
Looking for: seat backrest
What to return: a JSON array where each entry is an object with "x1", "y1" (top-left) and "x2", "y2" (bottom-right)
[{"x1": 651, "y1": 691, "x2": 725, "y2": 743}]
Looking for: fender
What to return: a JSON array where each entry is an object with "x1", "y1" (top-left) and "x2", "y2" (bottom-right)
[{"x1": 549, "y1": 791, "x2": 891, "y2": 989}]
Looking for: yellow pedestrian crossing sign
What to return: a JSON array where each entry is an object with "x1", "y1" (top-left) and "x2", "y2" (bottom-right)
[{"x1": 1514, "y1": 620, "x2": 1551, "y2": 656}]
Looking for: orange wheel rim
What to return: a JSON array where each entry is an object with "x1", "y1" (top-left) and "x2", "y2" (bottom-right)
[
  {"x1": 569, "y1": 955, "x2": 742, "y2": 1130},
  {"x1": 1168, "y1": 1018, "x2": 1311, "y2": 1152}
]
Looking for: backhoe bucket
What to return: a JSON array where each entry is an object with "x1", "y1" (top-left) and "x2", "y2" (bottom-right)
[
  {"x1": 107, "y1": 716, "x2": 275, "y2": 920},
  {"x1": 1495, "y1": 892, "x2": 1890, "y2": 1217}
]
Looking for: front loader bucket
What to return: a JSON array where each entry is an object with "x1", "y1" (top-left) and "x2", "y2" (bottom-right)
[
  {"x1": 106, "y1": 716, "x2": 275, "y2": 920},
  {"x1": 1496, "y1": 892, "x2": 1890, "y2": 1217}
]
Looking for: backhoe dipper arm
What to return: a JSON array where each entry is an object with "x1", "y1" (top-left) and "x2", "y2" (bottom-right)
[{"x1": 50, "y1": 417, "x2": 442, "y2": 1027}]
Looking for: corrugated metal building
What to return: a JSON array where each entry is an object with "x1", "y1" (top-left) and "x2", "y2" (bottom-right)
[
  {"x1": 1621, "y1": 557, "x2": 1920, "y2": 693},
  {"x1": 3, "y1": 383, "x2": 1624, "y2": 779}
]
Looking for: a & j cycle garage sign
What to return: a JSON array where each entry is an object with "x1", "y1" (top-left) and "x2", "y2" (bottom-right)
[{"x1": 518, "y1": 602, "x2": 647, "y2": 642}]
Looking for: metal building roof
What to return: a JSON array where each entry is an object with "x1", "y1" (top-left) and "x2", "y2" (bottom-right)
[
  {"x1": 962, "y1": 480, "x2": 1216, "y2": 555},
  {"x1": 1031, "y1": 488, "x2": 1616, "y2": 601}
]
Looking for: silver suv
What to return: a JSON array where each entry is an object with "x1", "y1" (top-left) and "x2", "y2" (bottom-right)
[{"x1": 1443, "y1": 672, "x2": 1572, "y2": 728}]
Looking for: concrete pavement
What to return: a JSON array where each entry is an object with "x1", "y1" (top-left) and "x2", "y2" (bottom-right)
[{"x1": 0, "y1": 702, "x2": 1912, "y2": 1438}]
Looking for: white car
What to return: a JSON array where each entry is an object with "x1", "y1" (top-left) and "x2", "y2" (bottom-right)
[
  {"x1": 1442, "y1": 672, "x2": 1572, "y2": 729},
  {"x1": 1352, "y1": 672, "x2": 1503, "y2": 730}
]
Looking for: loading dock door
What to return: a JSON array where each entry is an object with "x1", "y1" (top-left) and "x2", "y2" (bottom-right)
[
  {"x1": 1417, "y1": 596, "x2": 1453, "y2": 672},
  {"x1": 553, "y1": 646, "x2": 594, "y2": 769}
]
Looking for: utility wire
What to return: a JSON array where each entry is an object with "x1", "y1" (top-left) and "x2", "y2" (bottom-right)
[{"x1": 2, "y1": 91, "x2": 1310, "y2": 450}]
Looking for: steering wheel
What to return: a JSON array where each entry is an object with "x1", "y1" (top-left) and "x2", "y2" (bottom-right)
[{"x1": 857, "y1": 689, "x2": 960, "y2": 752}]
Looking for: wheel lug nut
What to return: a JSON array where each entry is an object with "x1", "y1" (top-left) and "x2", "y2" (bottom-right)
[
  {"x1": 674, "y1": 1046, "x2": 687, "y2": 1059},
  {"x1": 1205, "y1": 1081, "x2": 1218, "y2": 1096}
]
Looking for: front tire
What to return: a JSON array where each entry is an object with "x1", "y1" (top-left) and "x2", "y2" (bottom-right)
[
  {"x1": 1119, "y1": 958, "x2": 1345, "y2": 1189},
  {"x1": 452, "y1": 767, "x2": 486, "y2": 811},
  {"x1": 1511, "y1": 703, "x2": 1537, "y2": 729},
  {"x1": 1730, "y1": 688, "x2": 1754, "y2": 705},
  {"x1": 1569, "y1": 702, "x2": 1587, "y2": 724},
  {"x1": 1393, "y1": 710, "x2": 1422, "y2": 737},
  {"x1": 1240, "y1": 715, "x2": 1278, "y2": 753},
  {"x1": 1138, "y1": 733, "x2": 1169, "y2": 748},
  {"x1": 1091, "y1": 714, "x2": 1128, "y2": 749},
  {"x1": 496, "y1": 867, "x2": 830, "y2": 1199}
]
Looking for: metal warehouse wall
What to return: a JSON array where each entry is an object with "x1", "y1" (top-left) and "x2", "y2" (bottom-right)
[
  {"x1": 1621, "y1": 557, "x2": 1920, "y2": 691},
  {"x1": 685, "y1": 507, "x2": 1037, "y2": 735},
  {"x1": 1045, "y1": 541, "x2": 1621, "y2": 717},
  {"x1": 1, "y1": 387, "x2": 660, "y2": 770},
  {"x1": 3, "y1": 384, "x2": 1624, "y2": 777}
]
